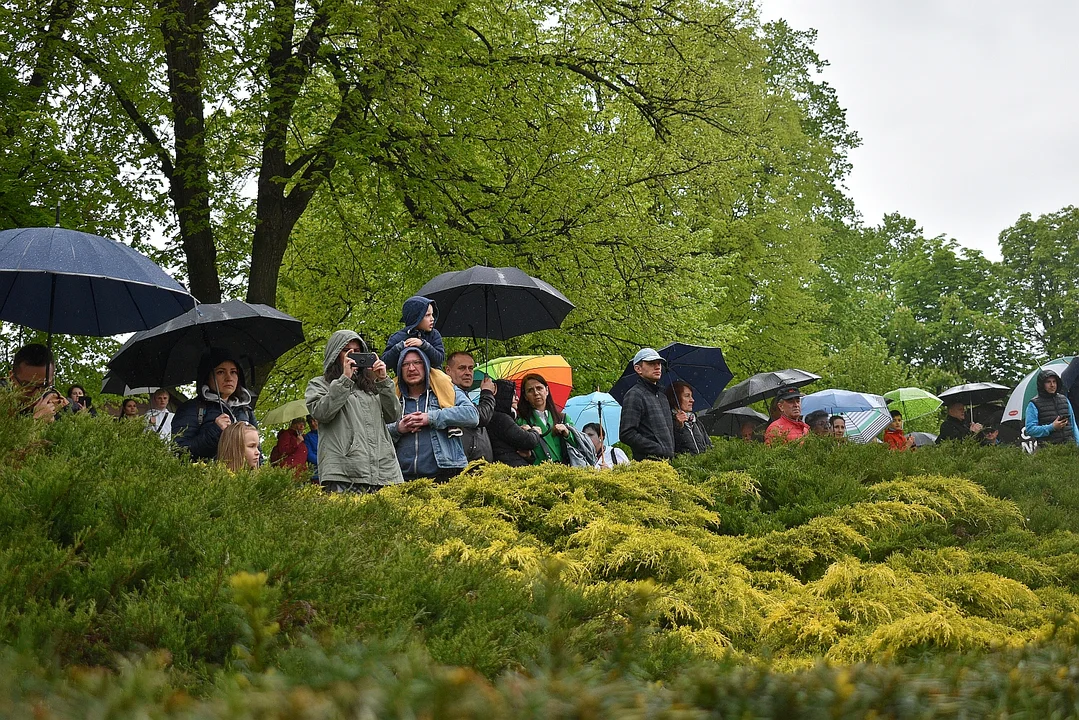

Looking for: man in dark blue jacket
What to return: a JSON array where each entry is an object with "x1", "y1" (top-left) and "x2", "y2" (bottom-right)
[
  {"x1": 618, "y1": 347, "x2": 675, "y2": 461},
  {"x1": 381, "y1": 295, "x2": 446, "y2": 370}
]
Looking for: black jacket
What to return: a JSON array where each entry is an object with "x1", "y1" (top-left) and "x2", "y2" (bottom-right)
[
  {"x1": 489, "y1": 412, "x2": 541, "y2": 467},
  {"x1": 487, "y1": 379, "x2": 540, "y2": 466},
  {"x1": 937, "y1": 415, "x2": 975, "y2": 443},
  {"x1": 619, "y1": 378, "x2": 675, "y2": 460},
  {"x1": 460, "y1": 388, "x2": 495, "y2": 462},
  {"x1": 675, "y1": 415, "x2": 712, "y2": 455},
  {"x1": 173, "y1": 395, "x2": 257, "y2": 461}
]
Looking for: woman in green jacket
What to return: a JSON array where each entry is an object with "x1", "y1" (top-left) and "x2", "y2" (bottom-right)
[{"x1": 516, "y1": 373, "x2": 573, "y2": 465}]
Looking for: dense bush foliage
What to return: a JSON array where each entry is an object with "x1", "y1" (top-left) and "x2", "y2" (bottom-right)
[{"x1": 4, "y1": 394, "x2": 1079, "y2": 715}]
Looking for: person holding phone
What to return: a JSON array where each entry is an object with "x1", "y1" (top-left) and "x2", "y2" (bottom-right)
[
  {"x1": 66, "y1": 384, "x2": 98, "y2": 417},
  {"x1": 306, "y1": 330, "x2": 403, "y2": 493},
  {"x1": 1025, "y1": 368, "x2": 1079, "y2": 445},
  {"x1": 3, "y1": 343, "x2": 63, "y2": 421}
]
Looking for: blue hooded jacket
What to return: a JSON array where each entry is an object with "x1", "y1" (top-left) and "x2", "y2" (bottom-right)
[
  {"x1": 381, "y1": 295, "x2": 445, "y2": 370},
  {"x1": 388, "y1": 348, "x2": 478, "y2": 479}
]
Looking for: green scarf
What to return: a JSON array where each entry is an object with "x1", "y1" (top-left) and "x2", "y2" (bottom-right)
[{"x1": 520, "y1": 409, "x2": 565, "y2": 464}]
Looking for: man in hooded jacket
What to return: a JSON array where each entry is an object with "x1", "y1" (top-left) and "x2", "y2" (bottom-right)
[
  {"x1": 173, "y1": 348, "x2": 257, "y2": 461},
  {"x1": 306, "y1": 330, "x2": 403, "y2": 492},
  {"x1": 389, "y1": 348, "x2": 478, "y2": 482},
  {"x1": 1024, "y1": 368, "x2": 1079, "y2": 445}
]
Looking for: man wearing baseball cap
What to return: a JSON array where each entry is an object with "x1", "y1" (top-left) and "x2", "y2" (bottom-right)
[
  {"x1": 618, "y1": 347, "x2": 675, "y2": 461},
  {"x1": 764, "y1": 386, "x2": 810, "y2": 445}
]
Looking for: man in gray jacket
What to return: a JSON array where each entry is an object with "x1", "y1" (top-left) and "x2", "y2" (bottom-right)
[
  {"x1": 446, "y1": 351, "x2": 495, "y2": 462},
  {"x1": 618, "y1": 347, "x2": 675, "y2": 461},
  {"x1": 306, "y1": 330, "x2": 403, "y2": 493}
]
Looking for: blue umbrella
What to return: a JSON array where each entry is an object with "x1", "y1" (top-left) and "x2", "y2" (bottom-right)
[
  {"x1": 801, "y1": 389, "x2": 888, "y2": 416},
  {"x1": 563, "y1": 391, "x2": 622, "y2": 445},
  {"x1": 609, "y1": 343, "x2": 733, "y2": 410},
  {"x1": 0, "y1": 227, "x2": 195, "y2": 340}
]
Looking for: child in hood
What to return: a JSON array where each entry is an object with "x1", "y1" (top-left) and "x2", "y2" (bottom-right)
[{"x1": 381, "y1": 295, "x2": 445, "y2": 370}]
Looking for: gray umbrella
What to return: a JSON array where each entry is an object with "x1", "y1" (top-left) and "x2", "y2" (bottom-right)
[
  {"x1": 711, "y1": 369, "x2": 821, "y2": 413},
  {"x1": 699, "y1": 406, "x2": 768, "y2": 437}
]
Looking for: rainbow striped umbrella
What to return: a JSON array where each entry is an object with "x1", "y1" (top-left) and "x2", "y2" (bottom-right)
[{"x1": 473, "y1": 355, "x2": 573, "y2": 411}]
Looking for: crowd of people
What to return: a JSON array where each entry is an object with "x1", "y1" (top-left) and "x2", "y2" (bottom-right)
[{"x1": 5, "y1": 294, "x2": 1077, "y2": 492}]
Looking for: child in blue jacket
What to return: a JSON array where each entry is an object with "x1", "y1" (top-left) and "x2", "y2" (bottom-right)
[{"x1": 381, "y1": 295, "x2": 446, "y2": 370}]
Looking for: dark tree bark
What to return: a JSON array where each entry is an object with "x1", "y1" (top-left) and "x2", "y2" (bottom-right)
[{"x1": 159, "y1": 0, "x2": 221, "y2": 303}]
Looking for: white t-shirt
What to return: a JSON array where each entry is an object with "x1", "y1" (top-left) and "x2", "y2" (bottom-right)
[
  {"x1": 145, "y1": 409, "x2": 174, "y2": 439},
  {"x1": 595, "y1": 446, "x2": 629, "y2": 469}
]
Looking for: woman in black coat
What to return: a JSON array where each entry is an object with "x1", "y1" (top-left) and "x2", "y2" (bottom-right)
[{"x1": 487, "y1": 380, "x2": 541, "y2": 467}]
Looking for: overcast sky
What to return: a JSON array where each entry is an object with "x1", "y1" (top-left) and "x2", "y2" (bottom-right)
[{"x1": 757, "y1": 0, "x2": 1079, "y2": 260}]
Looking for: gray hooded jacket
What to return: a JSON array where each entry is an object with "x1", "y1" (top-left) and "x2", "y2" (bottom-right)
[{"x1": 305, "y1": 330, "x2": 403, "y2": 486}]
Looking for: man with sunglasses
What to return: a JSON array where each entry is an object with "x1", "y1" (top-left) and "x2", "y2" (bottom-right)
[{"x1": 3, "y1": 343, "x2": 64, "y2": 420}]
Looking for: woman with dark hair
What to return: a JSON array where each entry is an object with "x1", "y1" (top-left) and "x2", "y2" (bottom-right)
[
  {"x1": 305, "y1": 330, "x2": 402, "y2": 492},
  {"x1": 117, "y1": 398, "x2": 141, "y2": 421},
  {"x1": 516, "y1": 373, "x2": 574, "y2": 465},
  {"x1": 488, "y1": 379, "x2": 541, "y2": 466},
  {"x1": 668, "y1": 381, "x2": 712, "y2": 455},
  {"x1": 172, "y1": 348, "x2": 258, "y2": 461}
]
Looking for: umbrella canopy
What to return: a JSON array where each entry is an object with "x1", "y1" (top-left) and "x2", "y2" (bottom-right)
[
  {"x1": 262, "y1": 399, "x2": 310, "y2": 427},
  {"x1": 473, "y1": 355, "x2": 573, "y2": 411},
  {"x1": 910, "y1": 431, "x2": 938, "y2": 447},
  {"x1": 416, "y1": 266, "x2": 574, "y2": 342},
  {"x1": 711, "y1": 368, "x2": 820, "y2": 413},
  {"x1": 0, "y1": 227, "x2": 195, "y2": 337},
  {"x1": 698, "y1": 406, "x2": 768, "y2": 437},
  {"x1": 563, "y1": 391, "x2": 621, "y2": 445},
  {"x1": 106, "y1": 300, "x2": 304, "y2": 389},
  {"x1": 1002, "y1": 357, "x2": 1075, "y2": 424},
  {"x1": 884, "y1": 387, "x2": 942, "y2": 421},
  {"x1": 842, "y1": 409, "x2": 892, "y2": 444},
  {"x1": 609, "y1": 343, "x2": 733, "y2": 410},
  {"x1": 938, "y1": 382, "x2": 1011, "y2": 408},
  {"x1": 801, "y1": 389, "x2": 888, "y2": 416}
]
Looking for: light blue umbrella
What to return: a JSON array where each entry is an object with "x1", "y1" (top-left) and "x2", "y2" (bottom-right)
[
  {"x1": 563, "y1": 391, "x2": 622, "y2": 445},
  {"x1": 801, "y1": 388, "x2": 888, "y2": 416}
]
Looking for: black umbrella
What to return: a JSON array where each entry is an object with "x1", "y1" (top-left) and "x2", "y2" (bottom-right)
[
  {"x1": 938, "y1": 382, "x2": 1011, "y2": 426},
  {"x1": 608, "y1": 343, "x2": 734, "y2": 409},
  {"x1": 106, "y1": 300, "x2": 304, "y2": 389},
  {"x1": 699, "y1": 406, "x2": 768, "y2": 437},
  {"x1": 416, "y1": 266, "x2": 574, "y2": 357},
  {"x1": 938, "y1": 382, "x2": 1011, "y2": 407},
  {"x1": 711, "y1": 369, "x2": 821, "y2": 413},
  {"x1": 0, "y1": 227, "x2": 195, "y2": 355}
]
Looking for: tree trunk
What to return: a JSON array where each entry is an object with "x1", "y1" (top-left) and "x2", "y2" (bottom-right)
[{"x1": 159, "y1": 0, "x2": 221, "y2": 303}]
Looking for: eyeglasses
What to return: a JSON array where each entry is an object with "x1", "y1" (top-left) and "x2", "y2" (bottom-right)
[
  {"x1": 12, "y1": 372, "x2": 46, "y2": 391},
  {"x1": 401, "y1": 361, "x2": 424, "y2": 368}
]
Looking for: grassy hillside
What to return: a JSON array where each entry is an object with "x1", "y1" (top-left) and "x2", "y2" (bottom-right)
[{"x1": 3, "y1": 393, "x2": 1079, "y2": 716}]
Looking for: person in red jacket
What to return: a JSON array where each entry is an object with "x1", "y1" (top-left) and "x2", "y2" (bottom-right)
[
  {"x1": 882, "y1": 410, "x2": 914, "y2": 450},
  {"x1": 764, "y1": 386, "x2": 810, "y2": 445},
  {"x1": 270, "y1": 417, "x2": 309, "y2": 478}
]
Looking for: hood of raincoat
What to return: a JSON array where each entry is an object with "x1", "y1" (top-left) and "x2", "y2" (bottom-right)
[
  {"x1": 323, "y1": 330, "x2": 367, "y2": 374},
  {"x1": 400, "y1": 295, "x2": 437, "y2": 333},
  {"x1": 493, "y1": 379, "x2": 516, "y2": 414},
  {"x1": 396, "y1": 346, "x2": 430, "y2": 394},
  {"x1": 197, "y1": 348, "x2": 252, "y2": 406},
  {"x1": 1038, "y1": 369, "x2": 1063, "y2": 397}
]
